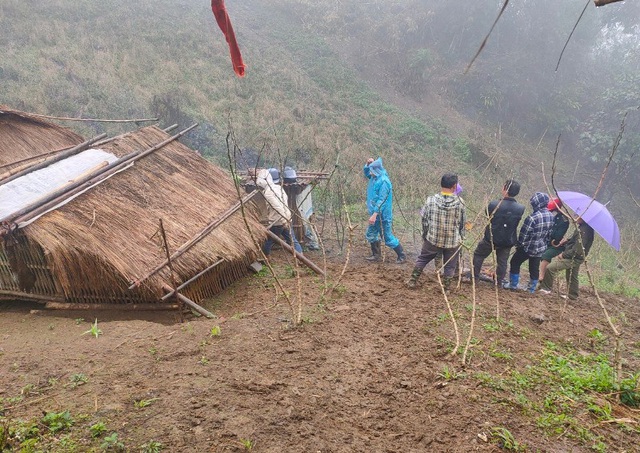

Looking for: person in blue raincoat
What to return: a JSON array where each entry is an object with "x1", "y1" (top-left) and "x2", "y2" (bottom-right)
[{"x1": 363, "y1": 157, "x2": 406, "y2": 263}]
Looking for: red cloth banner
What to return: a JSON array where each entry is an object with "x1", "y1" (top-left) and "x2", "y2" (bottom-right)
[{"x1": 211, "y1": 0, "x2": 246, "y2": 77}]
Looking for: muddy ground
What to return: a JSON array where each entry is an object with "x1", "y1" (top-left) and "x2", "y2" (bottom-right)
[{"x1": 1, "y1": 239, "x2": 639, "y2": 452}]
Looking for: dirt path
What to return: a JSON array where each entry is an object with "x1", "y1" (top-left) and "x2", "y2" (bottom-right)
[{"x1": 1, "y1": 241, "x2": 639, "y2": 452}]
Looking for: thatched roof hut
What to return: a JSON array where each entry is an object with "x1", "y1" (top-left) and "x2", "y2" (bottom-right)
[
  {"x1": 1, "y1": 109, "x2": 265, "y2": 307},
  {"x1": 0, "y1": 106, "x2": 85, "y2": 170}
]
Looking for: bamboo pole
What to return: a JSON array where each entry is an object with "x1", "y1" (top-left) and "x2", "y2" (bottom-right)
[
  {"x1": 0, "y1": 133, "x2": 107, "y2": 186},
  {"x1": 129, "y1": 190, "x2": 259, "y2": 288},
  {"x1": 161, "y1": 258, "x2": 225, "y2": 301},
  {"x1": 161, "y1": 284, "x2": 215, "y2": 318},
  {"x1": 10, "y1": 161, "x2": 110, "y2": 217},
  {"x1": 44, "y1": 302, "x2": 179, "y2": 311},
  {"x1": 0, "y1": 290, "x2": 64, "y2": 303},
  {"x1": 265, "y1": 229, "x2": 325, "y2": 276},
  {"x1": 1, "y1": 124, "x2": 198, "y2": 232},
  {"x1": 0, "y1": 145, "x2": 72, "y2": 171},
  {"x1": 24, "y1": 113, "x2": 158, "y2": 123}
]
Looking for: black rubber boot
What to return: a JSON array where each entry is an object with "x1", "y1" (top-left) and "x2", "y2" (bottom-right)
[
  {"x1": 393, "y1": 244, "x2": 406, "y2": 264},
  {"x1": 406, "y1": 268, "x2": 422, "y2": 288},
  {"x1": 365, "y1": 241, "x2": 382, "y2": 262}
]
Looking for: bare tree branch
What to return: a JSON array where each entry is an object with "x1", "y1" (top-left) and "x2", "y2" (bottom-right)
[
  {"x1": 465, "y1": 0, "x2": 510, "y2": 74},
  {"x1": 556, "y1": 0, "x2": 591, "y2": 72}
]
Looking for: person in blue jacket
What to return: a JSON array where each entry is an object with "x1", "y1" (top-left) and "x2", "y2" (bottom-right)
[{"x1": 363, "y1": 157, "x2": 406, "y2": 263}]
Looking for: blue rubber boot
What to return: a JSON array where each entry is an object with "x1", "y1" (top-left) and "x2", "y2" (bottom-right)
[
  {"x1": 505, "y1": 273, "x2": 519, "y2": 290},
  {"x1": 527, "y1": 279, "x2": 539, "y2": 293}
]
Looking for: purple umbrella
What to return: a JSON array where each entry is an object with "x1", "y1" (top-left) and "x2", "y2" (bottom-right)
[{"x1": 557, "y1": 191, "x2": 620, "y2": 251}]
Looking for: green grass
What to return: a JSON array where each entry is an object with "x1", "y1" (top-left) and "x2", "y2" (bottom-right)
[{"x1": 474, "y1": 339, "x2": 640, "y2": 449}]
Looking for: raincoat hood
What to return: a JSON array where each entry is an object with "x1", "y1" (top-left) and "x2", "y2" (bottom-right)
[
  {"x1": 368, "y1": 157, "x2": 385, "y2": 177},
  {"x1": 530, "y1": 192, "x2": 550, "y2": 212}
]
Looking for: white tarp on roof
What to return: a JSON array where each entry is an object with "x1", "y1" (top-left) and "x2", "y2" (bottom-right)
[{"x1": 0, "y1": 149, "x2": 117, "y2": 220}]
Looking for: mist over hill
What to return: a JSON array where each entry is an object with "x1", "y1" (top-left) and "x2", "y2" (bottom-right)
[{"x1": 2, "y1": 0, "x2": 640, "y2": 221}]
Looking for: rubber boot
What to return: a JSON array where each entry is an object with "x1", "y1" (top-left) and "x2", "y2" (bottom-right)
[
  {"x1": 393, "y1": 244, "x2": 406, "y2": 264},
  {"x1": 366, "y1": 241, "x2": 382, "y2": 262},
  {"x1": 527, "y1": 279, "x2": 539, "y2": 293},
  {"x1": 406, "y1": 268, "x2": 422, "y2": 289},
  {"x1": 504, "y1": 273, "x2": 519, "y2": 290}
]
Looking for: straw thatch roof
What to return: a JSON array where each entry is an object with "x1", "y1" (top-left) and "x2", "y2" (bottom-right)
[
  {"x1": 0, "y1": 106, "x2": 84, "y2": 168},
  {"x1": 2, "y1": 117, "x2": 265, "y2": 303}
]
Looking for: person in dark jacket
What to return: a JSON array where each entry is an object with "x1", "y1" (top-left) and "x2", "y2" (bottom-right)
[
  {"x1": 538, "y1": 218, "x2": 594, "y2": 300},
  {"x1": 505, "y1": 192, "x2": 555, "y2": 292},
  {"x1": 539, "y1": 198, "x2": 570, "y2": 281},
  {"x1": 472, "y1": 180, "x2": 525, "y2": 286}
]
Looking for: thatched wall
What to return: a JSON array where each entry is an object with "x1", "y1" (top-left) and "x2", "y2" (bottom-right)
[
  {"x1": 21, "y1": 126, "x2": 265, "y2": 301},
  {"x1": 0, "y1": 106, "x2": 83, "y2": 168}
]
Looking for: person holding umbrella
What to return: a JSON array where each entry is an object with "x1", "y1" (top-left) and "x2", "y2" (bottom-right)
[
  {"x1": 538, "y1": 217, "x2": 594, "y2": 300},
  {"x1": 538, "y1": 190, "x2": 620, "y2": 300}
]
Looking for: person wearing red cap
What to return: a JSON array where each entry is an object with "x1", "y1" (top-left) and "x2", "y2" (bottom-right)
[{"x1": 539, "y1": 198, "x2": 570, "y2": 281}]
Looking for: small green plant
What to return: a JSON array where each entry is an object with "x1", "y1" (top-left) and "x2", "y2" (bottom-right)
[
  {"x1": 239, "y1": 438, "x2": 254, "y2": 450},
  {"x1": 491, "y1": 426, "x2": 524, "y2": 451},
  {"x1": 58, "y1": 434, "x2": 79, "y2": 451},
  {"x1": 41, "y1": 410, "x2": 74, "y2": 433},
  {"x1": 100, "y1": 432, "x2": 125, "y2": 451},
  {"x1": 141, "y1": 440, "x2": 164, "y2": 453},
  {"x1": 148, "y1": 346, "x2": 157, "y2": 356},
  {"x1": 489, "y1": 347, "x2": 513, "y2": 362},
  {"x1": 210, "y1": 325, "x2": 221, "y2": 336},
  {"x1": 438, "y1": 366, "x2": 464, "y2": 381},
  {"x1": 90, "y1": 421, "x2": 108, "y2": 438},
  {"x1": 332, "y1": 284, "x2": 347, "y2": 295},
  {"x1": 618, "y1": 373, "x2": 640, "y2": 407},
  {"x1": 587, "y1": 400, "x2": 612, "y2": 421},
  {"x1": 483, "y1": 320, "x2": 500, "y2": 332},
  {"x1": 231, "y1": 312, "x2": 246, "y2": 320},
  {"x1": 75, "y1": 318, "x2": 85, "y2": 325},
  {"x1": 21, "y1": 383, "x2": 38, "y2": 396},
  {"x1": 134, "y1": 398, "x2": 159, "y2": 409},
  {"x1": 434, "y1": 312, "x2": 449, "y2": 326},
  {"x1": 199, "y1": 356, "x2": 209, "y2": 365},
  {"x1": 69, "y1": 373, "x2": 88, "y2": 387},
  {"x1": 83, "y1": 319, "x2": 102, "y2": 338}
]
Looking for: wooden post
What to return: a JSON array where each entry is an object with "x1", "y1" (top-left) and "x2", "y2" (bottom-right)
[
  {"x1": 44, "y1": 302, "x2": 179, "y2": 311},
  {"x1": 161, "y1": 284, "x2": 216, "y2": 319},
  {"x1": 265, "y1": 229, "x2": 325, "y2": 276},
  {"x1": 161, "y1": 258, "x2": 225, "y2": 301}
]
